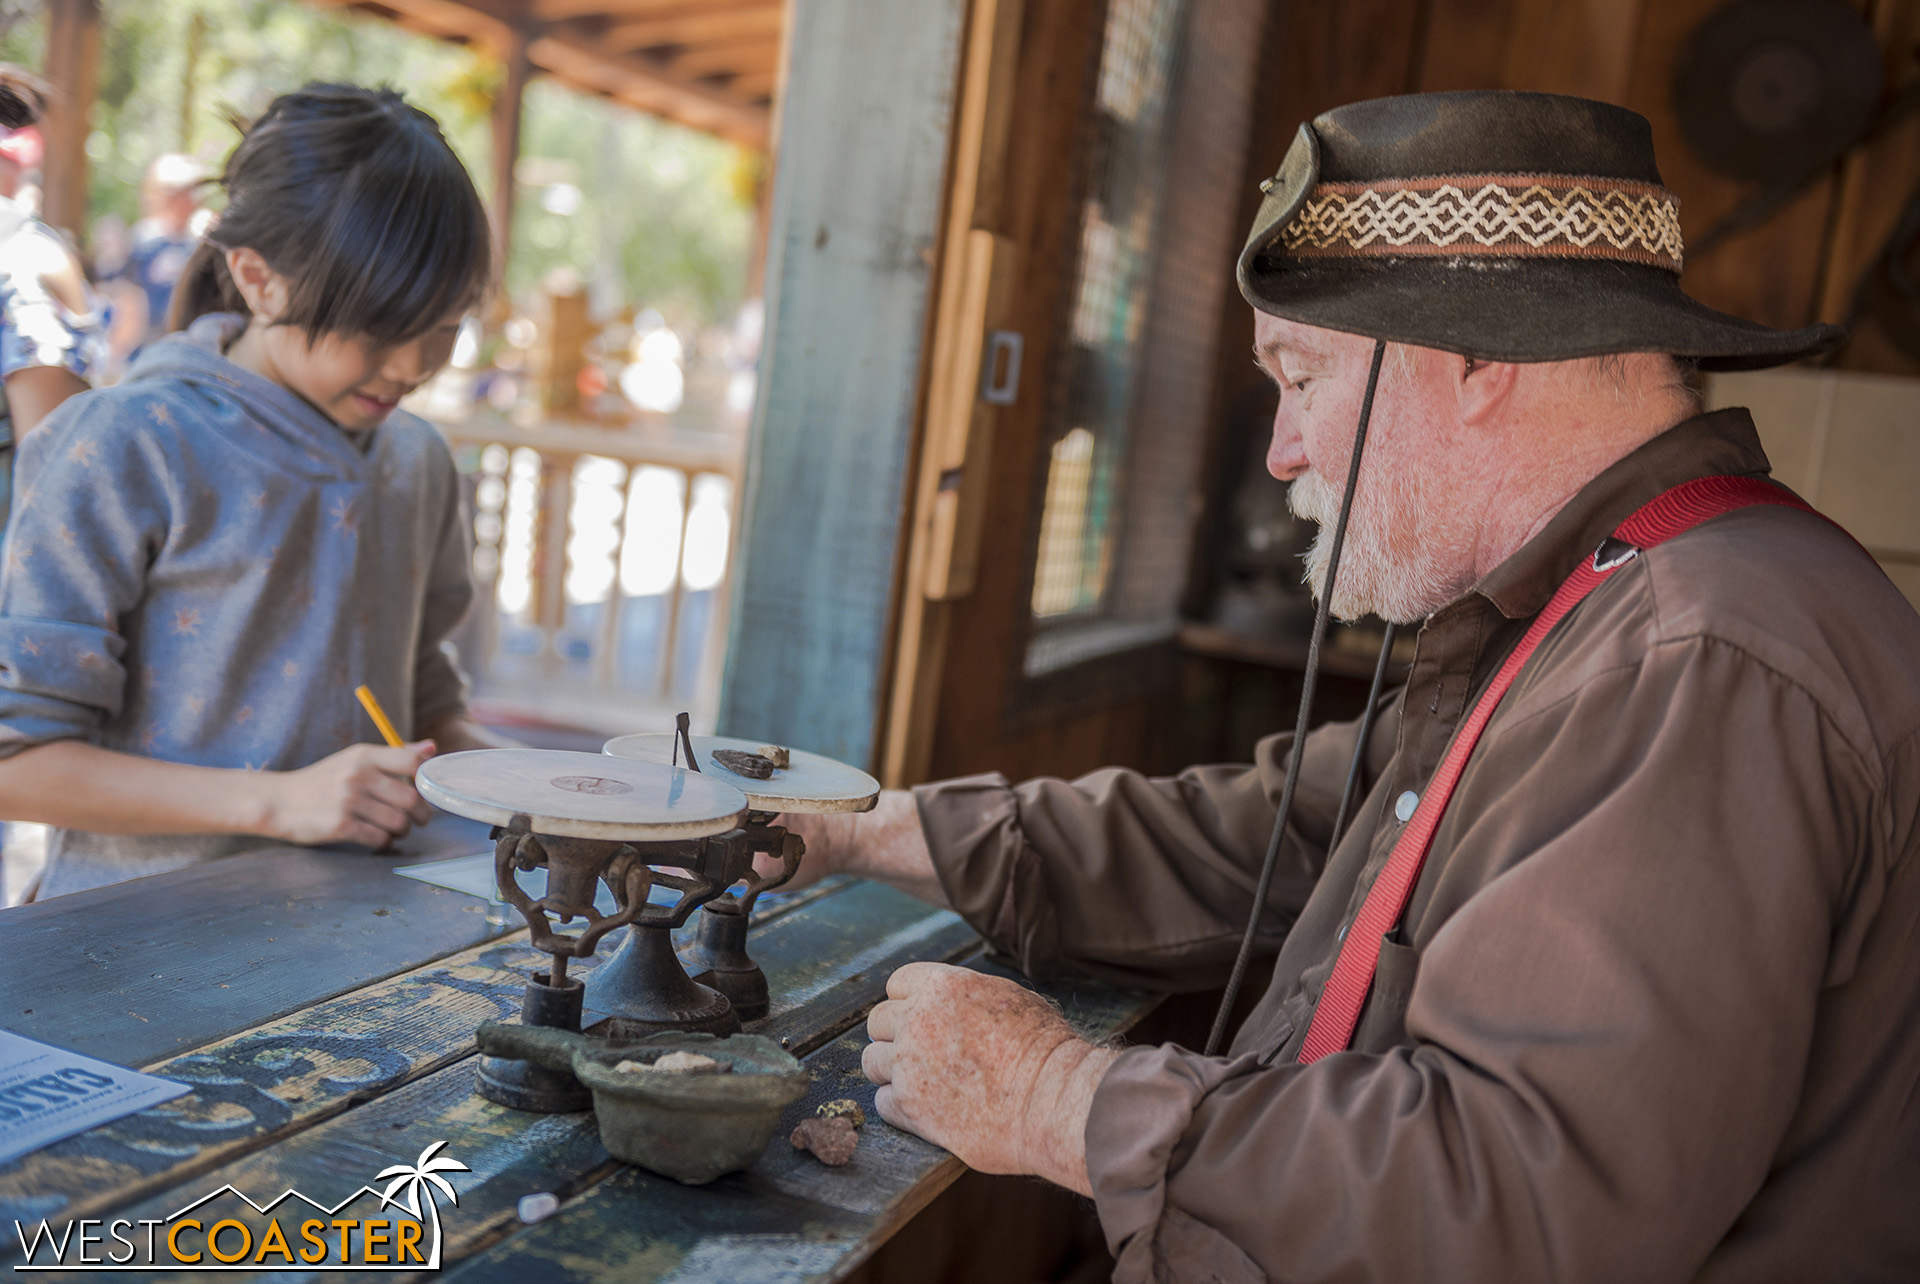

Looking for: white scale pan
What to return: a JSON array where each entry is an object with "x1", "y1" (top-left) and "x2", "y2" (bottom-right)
[
  {"x1": 600, "y1": 734, "x2": 880, "y2": 815},
  {"x1": 417, "y1": 748, "x2": 749, "y2": 841}
]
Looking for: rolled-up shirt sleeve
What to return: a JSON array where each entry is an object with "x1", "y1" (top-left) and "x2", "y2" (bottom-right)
[
  {"x1": 410, "y1": 438, "x2": 474, "y2": 735},
  {"x1": 913, "y1": 696, "x2": 1398, "y2": 991},
  {"x1": 1084, "y1": 637, "x2": 1882, "y2": 1283},
  {"x1": 0, "y1": 401, "x2": 170, "y2": 756},
  {"x1": 0, "y1": 222, "x2": 105, "y2": 382}
]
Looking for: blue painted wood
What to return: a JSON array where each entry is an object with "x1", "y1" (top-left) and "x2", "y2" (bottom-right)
[
  {"x1": 0, "y1": 816, "x2": 501, "y2": 1067},
  {"x1": 717, "y1": 0, "x2": 969, "y2": 769}
]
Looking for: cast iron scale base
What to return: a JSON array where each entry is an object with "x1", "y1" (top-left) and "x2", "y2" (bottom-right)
[{"x1": 417, "y1": 739, "x2": 877, "y2": 1115}]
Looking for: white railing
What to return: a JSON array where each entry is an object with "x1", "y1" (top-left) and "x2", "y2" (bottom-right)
[{"x1": 436, "y1": 411, "x2": 744, "y2": 734}]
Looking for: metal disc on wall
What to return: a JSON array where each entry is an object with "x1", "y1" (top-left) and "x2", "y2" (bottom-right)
[{"x1": 1673, "y1": 0, "x2": 1882, "y2": 183}]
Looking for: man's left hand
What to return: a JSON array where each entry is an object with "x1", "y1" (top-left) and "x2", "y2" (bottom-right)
[{"x1": 862, "y1": 961, "x2": 1119, "y2": 1195}]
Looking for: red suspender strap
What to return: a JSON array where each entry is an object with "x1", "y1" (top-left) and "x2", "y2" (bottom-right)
[{"x1": 1295, "y1": 476, "x2": 1817, "y2": 1065}]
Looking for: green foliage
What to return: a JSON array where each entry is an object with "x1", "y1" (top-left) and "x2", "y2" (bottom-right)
[
  {"x1": 511, "y1": 79, "x2": 752, "y2": 326},
  {"x1": 47, "y1": 0, "x2": 752, "y2": 324},
  {"x1": 0, "y1": 3, "x2": 43, "y2": 67}
]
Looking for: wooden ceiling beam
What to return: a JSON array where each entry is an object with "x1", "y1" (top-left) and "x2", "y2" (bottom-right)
[
  {"x1": 529, "y1": 30, "x2": 769, "y2": 145},
  {"x1": 317, "y1": 0, "x2": 513, "y2": 50},
  {"x1": 528, "y1": 0, "x2": 701, "y2": 18},
  {"x1": 306, "y1": 0, "x2": 773, "y2": 147},
  {"x1": 653, "y1": 33, "x2": 780, "y2": 77},
  {"x1": 731, "y1": 67, "x2": 777, "y2": 100},
  {"x1": 600, "y1": 4, "x2": 781, "y2": 51}
]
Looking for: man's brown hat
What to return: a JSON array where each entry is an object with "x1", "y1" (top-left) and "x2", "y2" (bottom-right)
[{"x1": 1238, "y1": 90, "x2": 1843, "y2": 370}]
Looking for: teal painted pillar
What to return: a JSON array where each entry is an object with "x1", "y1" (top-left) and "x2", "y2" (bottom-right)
[{"x1": 717, "y1": 0, "x2": 969, "y2": 768}]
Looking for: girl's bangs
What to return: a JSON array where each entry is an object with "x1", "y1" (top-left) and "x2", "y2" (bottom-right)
[{"x1": 283, "y1": 132, "x2": 492, "y2": 345}]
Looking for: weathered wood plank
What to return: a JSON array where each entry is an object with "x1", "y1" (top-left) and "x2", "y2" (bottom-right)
[
  {"x1": 0, "y1": 899, "x2": 978, "y2": 1283},
  {"x1": 0, "y1": 880, "x2": 969, "y2": 1245},
  {"x1": 437, "y1": 957, "x2": 1153, "y2": 1284},
  {"x1": 715, "y1": 0, "x2": 969, "y2": 769},
  {"x1": 0, "y1": 932, "x2": 541, "y2": 1231},
  {"x1": 0, "y1": 817, "x2": 501, "y2": 1068}
]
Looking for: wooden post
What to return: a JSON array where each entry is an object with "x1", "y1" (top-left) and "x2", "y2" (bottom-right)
[
  {"x1": 490, "y1": 26, "x2": 535, "y2": 285},
  {"x1": 40, "y1": 0, "x2": 102, "y2": 243},
  {"x1": 594, "y1": 463, "x2": 630, "y2": 688},
  {"x1": 744, "y1": 154, "x2": 775, "y2": 299},
  {"x1": 658, "y1": 491, "x2": 693, "y2": 699},
  {"x1": 531, "y1": 453, "x2": 573, "y2": 667},
  {"x1": 533, "y1": 277, "x2": 590, "y2": 414},
  {"x1": 179, "y1": 9, "x2": 206, "y2": 153}
]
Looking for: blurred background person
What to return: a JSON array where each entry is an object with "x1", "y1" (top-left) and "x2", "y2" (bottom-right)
[
  {"x1": 0, "y1": 61, "x2": 106, "y2": 904},
  {"x1": 105, "y1": 152, "x2": 208, "y2": 369},
  {"x1": 0, "y1": 65, "x2": 102, "y2": 451}
]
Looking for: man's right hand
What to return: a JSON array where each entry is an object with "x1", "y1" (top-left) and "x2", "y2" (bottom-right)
[
  {"x1": 262, "y1": 741, "x2": 437, "y2": 849},
  {"x1": 756, "y1": 810, "x2": 854, "y2": 892},
  {"x1": 755, "y1": 789, "x2": 949, "y2": 907}
]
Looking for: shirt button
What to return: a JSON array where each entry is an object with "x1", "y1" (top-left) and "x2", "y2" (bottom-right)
[{"x1": 1395, "y1": 790, "x2": 1419, "y2": 823}]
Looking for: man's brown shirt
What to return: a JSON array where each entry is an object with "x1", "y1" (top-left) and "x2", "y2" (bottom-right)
[{"x1": 915, "y1": 410, "x2": 1920, "y2": 1283}]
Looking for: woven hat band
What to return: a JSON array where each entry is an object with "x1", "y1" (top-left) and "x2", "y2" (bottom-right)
[{"x1": 1279, "y1": 174, "x2": 1685, "y2": 272}]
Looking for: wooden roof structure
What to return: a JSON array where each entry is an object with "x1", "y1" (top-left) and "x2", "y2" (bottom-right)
[{"x1": 307, "y1": 0, "x2": 784, "y2": 148}]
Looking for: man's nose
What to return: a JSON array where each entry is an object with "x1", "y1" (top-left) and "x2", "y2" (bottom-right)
[{"x1": 1266, "y1": 407, "x2": 1307, "y2": 481}]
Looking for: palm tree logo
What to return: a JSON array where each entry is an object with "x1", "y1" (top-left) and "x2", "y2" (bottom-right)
[{"x1": 375, "y1": 1141, "x2": 472, "y2": 1268}]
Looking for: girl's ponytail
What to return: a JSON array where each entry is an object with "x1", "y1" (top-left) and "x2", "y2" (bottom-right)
[{"x1": 165, "y1": 240, "x2": 246, "y2": 334}]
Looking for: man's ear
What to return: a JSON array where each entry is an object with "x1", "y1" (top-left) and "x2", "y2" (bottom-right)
[
  {"x1": 1458, "y1": 355, "x2": 1518, "y2": 425},
  {"x1": 223, "y1": 246, "x2": 287, "y2": 323}
]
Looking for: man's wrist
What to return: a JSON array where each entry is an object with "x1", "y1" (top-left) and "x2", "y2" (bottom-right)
[{"x1": 1020, "y1": 1036, "x2": 1120, "y2": 1196}]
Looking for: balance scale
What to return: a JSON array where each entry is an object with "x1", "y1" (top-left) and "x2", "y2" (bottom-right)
[{"x1": 417, "y1": 737, "x2": 878, "y2": 1113}]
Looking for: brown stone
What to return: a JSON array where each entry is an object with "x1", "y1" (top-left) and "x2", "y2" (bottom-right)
[{"x1": 790, "y1": 1115, "x2": 858, "y2": 1166}]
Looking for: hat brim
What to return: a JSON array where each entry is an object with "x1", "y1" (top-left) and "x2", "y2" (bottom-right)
[{"x1": 1238, "y1": 254, "x2": 1844, "y2": 371}]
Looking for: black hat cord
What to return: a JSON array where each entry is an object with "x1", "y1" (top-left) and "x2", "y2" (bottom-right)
[{"x1": 1204, "y1": 337, "x2": 1388, "y2": 1057}]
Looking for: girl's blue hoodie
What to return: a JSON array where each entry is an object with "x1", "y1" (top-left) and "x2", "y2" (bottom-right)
[{"x1": 0, "y1": 313, "x2": 473, "y2": 897}]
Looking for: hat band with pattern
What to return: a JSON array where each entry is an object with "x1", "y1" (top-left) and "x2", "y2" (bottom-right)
[
  {"x1": 1236, "y1": 93, "x2": 1841, "y2": 368},
  {"x1": 1276, "y1": 174, "x2": 1684, "y2": 273}
]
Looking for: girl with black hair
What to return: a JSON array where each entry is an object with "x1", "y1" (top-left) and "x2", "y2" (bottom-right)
[{"x1": 0, "y1": 84, "x2": 508, "y2": 898}]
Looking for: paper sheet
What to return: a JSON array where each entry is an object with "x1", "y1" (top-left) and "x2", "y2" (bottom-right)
[
  {"x1": 0, "y1": 1031, "x2": 190, "y2": 1165},
  {"x1": 394, "y1": 850, "x2": 678, "y2": 915}
]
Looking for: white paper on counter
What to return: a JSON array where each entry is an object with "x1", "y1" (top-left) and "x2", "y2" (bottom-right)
[
  {"x1": 394, "y1": 850, "x2": 673, "y2": 915},
  {"x1": 0, "y1": 1030, "x2": 190, "y2": 1165}
]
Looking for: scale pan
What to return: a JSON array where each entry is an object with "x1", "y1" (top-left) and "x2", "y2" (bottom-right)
[
  {"x1": 418, "y1": 749, "x2": 749, "y2": 840},
  {"x1": 601, "y1": 734, "x2": 879, "y2": 814}
]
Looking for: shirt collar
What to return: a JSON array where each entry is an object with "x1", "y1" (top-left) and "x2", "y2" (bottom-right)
[{"x1": 1474, "y1": 407, "x2": 1775, "y2": 620}]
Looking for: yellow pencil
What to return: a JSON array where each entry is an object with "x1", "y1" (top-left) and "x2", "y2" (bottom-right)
[{"x1": 354, "y1": 684, "x2": 405, "y2": 748}]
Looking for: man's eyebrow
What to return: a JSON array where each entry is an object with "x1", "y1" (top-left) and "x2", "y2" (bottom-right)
[{"x1": 1253, "y1": 337, "x2": 1323, "y2": 366}]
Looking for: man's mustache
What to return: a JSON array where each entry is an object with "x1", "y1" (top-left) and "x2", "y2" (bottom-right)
[{"x1": 1288, "y1": 470, "x2": 1340, "y2": 527}]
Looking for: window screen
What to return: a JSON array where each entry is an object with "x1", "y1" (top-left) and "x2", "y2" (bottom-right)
[{"x1": 1029, "y1": 0, "x2": 1189, "y2": 624}]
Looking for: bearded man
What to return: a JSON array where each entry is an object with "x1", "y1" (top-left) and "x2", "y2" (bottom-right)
[{"x1": 777, "y1": 92, "x2": 1920, "y2": 1281}]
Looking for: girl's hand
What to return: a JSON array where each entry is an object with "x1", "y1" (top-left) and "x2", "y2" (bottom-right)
[{"x1": 263, "y1": 741, "x2": 437, "y2": 849}]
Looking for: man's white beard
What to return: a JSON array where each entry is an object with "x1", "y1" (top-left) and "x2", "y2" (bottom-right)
[{"x1": 1288, "y1": 465, "x2": 1469, "y2": 625}]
